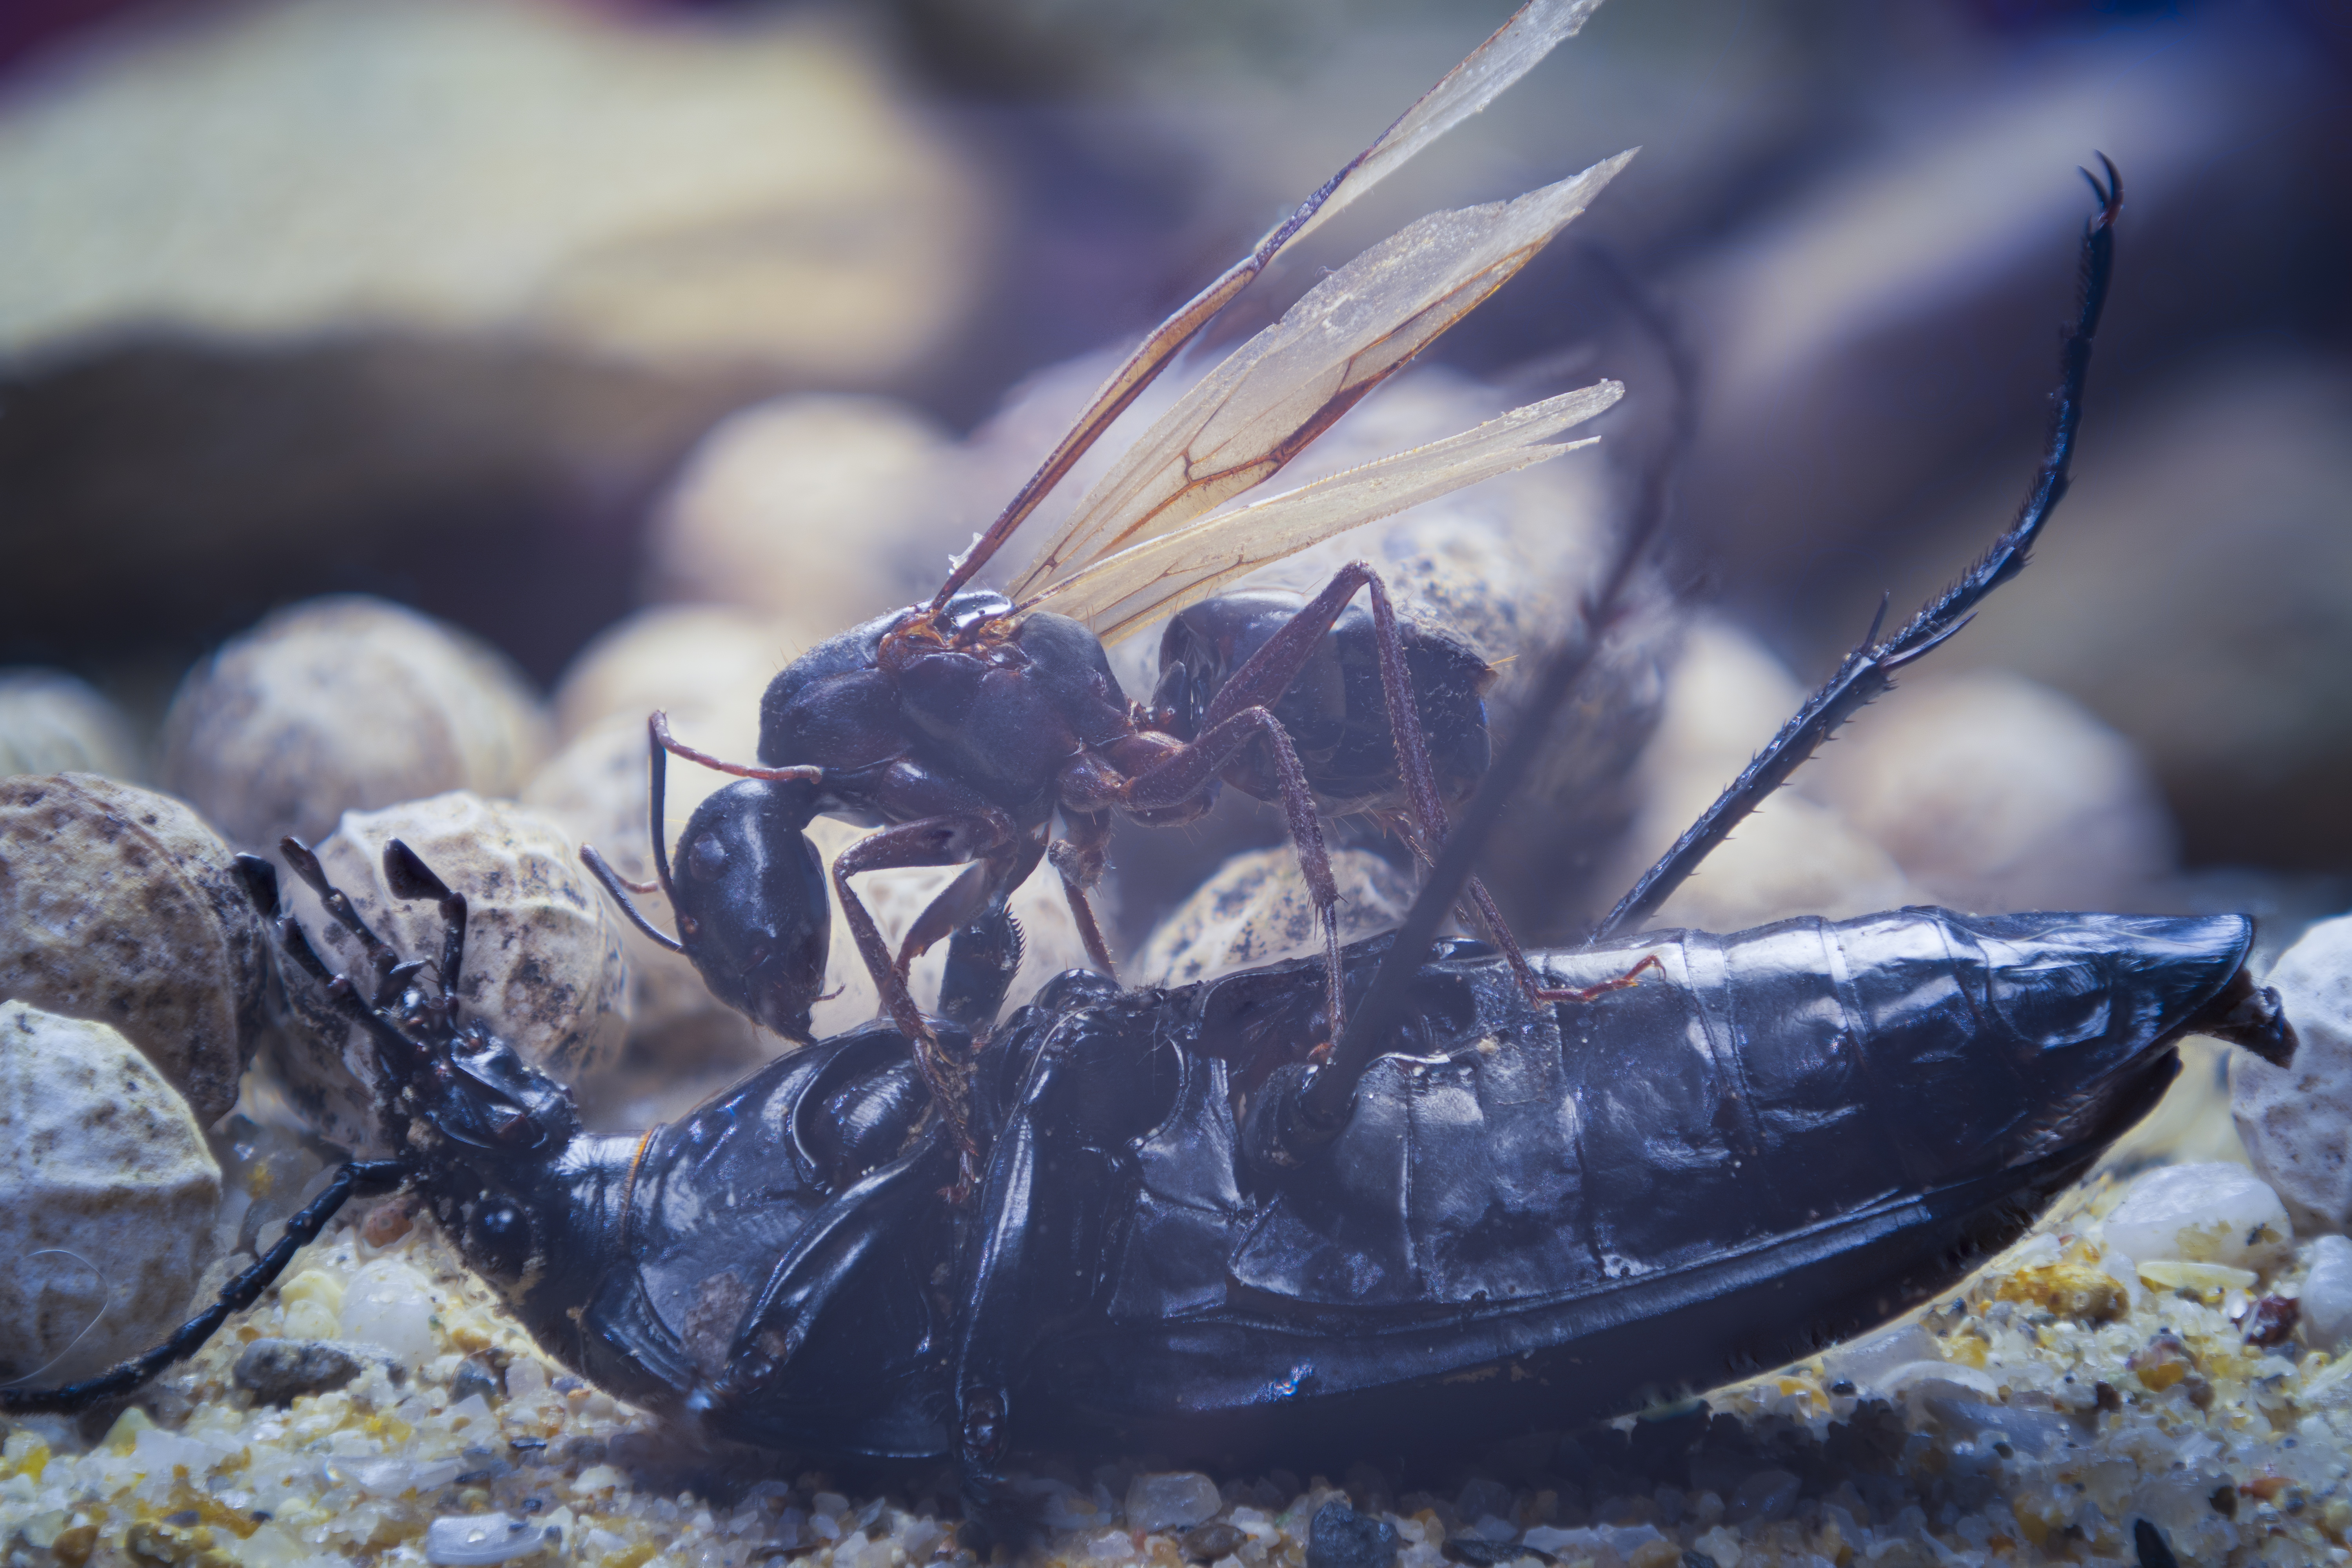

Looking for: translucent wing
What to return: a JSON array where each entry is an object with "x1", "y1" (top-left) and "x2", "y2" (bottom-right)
[
  {"x1": 1022, "y1": 379, "x2": 1624, "y2": 646},
  {"x1": 927, "y1": 0, "x2": 1610, "y2": 613},
  {"x1": 1004, "y1": 152, "x2": 1635, "y2": 604}
]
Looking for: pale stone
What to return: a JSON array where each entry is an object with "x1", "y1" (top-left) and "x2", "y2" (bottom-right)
[
  {"x1": 1603, "y1": 619, "x2": 1913, "y2": 934},
  {"x1": 0, "y1": 1001, "x2": 222, "y2": 1383},
  {"x1": 548, "y1": 605, "x2": 780, "y2": 745},
  {"x1": 0, "y1": 772, "x2": 269, "y2": 1125},
  {"x1": 271, "y1": 792, "x2": 629, "y2": 1152},
  {"x1": 2233, "y1": 913, "x2": 2352, "y2": 1233},
  {"x1": 161, "y1": 596, "x2": 550, "y2": 853},
  {"x1": 644, "y1": 396, "x2": 953, "y2": 640},
  {"x1": 1125, "y1": 1472, "x2": 1222, "y2": 1533},
  {"x1": 2300, "y1": 1235, "x2": 2352, "y2": 1350},
  {"x1": 2100, "y1": 1162, "x2": 2290, "y2": 1269},
  {"x1": 338, "y1": 1259, "x2": 440, "y2": 1366},
  {"x1": 1809, "y1": 670, "x2": 2172, "y2": 913},
  {"x1": 0, "y1": 669, "x2": 139, "y2": 781},
  {"x1": 1136, "y1": 846, "x2": 1417, "y2": 991},
  {"x1": 0, "y1": 0, "x2": 984, "y2": 377}
]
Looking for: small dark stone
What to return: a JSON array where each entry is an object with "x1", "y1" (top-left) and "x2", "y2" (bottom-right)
[
  {"x1": 561, "y1": 1437, "x2": 609, "y2": 1466},
  {"x1": 450, "y1": 1355, "x2": 503, "y2": 1405},
  {"x1": 1444, "y1": 1540, "x2": 1553, "y2": 1566},
  {"x1": 2209, "y1": 1483, "x2": 2237, "y2": 1518},
  {"x1": 1181, "y1": 1522, "x2": 1247, "y2": 1561},
  {"x1": 454, "y1": 1447, "x2": 513, "y2": 1485},
  {"x1": 163, "y1": 1511, "x2": 199, "y2": 1527},
  {"x1": 1307, "y1": 1501, "x2": 1400, "y2": 1568},
  {"x1": 2094, "y1": 1381, "x2": 2122, "y2": 1412},
  {"x1": 2134, "y1": 1518, "x2": 2181, "y2": 1568},
  {"x1": 1685, "y1": 1554, "x2": 1721, "y2": 1568},
  {"x1": 233, "y1": 1339, "x2": 364, "y2": 1405},
  {"x1": 2244, "y1": 1295, "x2": 2301, "y2": 1347}
]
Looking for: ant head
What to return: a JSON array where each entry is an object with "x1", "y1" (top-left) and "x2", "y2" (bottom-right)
[{"x1": 670, "y1": 778, "x2": 832, "y2": 1042}]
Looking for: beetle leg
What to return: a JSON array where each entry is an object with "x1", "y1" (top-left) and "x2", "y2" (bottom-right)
[
  {"x1": 1592, "y1": 159, "x2": 2122, "y2": 942},
  {"x1": 832, "y1": 810, "x2": 1022, "y2": 1189},
  {"x1": 1123, "y1": 706, "x2": 1345, "y2": 1040}
]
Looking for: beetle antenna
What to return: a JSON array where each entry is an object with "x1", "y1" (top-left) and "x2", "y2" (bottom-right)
[
  {"x1": 0, "y1": 1161, "x2": 412, "y2": 1414},
  {"x1": 279, "y1": 837, "x2": 404, "y2": 1005},
  {"x1": 1590, "y1": 158, "x2": 2120, "y2": 942}
]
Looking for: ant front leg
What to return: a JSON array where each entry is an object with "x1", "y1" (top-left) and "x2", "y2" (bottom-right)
[
  {"x1": 833, "y1": 809, "x2": 1023, "y2": 1188},
  {"x1": 1045, "y1": 809, "x2": 1119, "y2": 976}
]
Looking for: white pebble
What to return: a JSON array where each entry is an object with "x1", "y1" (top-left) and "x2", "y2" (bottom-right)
[
  {"x1": 2101, "y1": 1161, "x2": 2290, "y2": 1268},
  {"x1": 2302, "y1": 1234, "x2": 2352, "y2": 1350},
  {"x1": 0, "y1": 1001, "x2": 222, "y2": 1382},
  {"x1": 271, "y1": 791, "x2": 630, "y2": 1152},
  {"x1": 338, "y1": 1258, "x2": 439, "y2": 1366},
  {"x1": 2233, "y1": 912, "x2": 2352, "y2": 1232},
  {"x1": 1125, "y1": 1470, "x2": 1222, "y2": 1532},
  {"x1": 161, "y1": 595, "x2": 550, "y2": 852}
]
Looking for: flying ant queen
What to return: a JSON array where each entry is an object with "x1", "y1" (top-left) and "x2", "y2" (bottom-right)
[{"x1": 582, "y1": 0, "x2": 1658, "y2": 1181}]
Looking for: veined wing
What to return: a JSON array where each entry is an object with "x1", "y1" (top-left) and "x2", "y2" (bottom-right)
[
  {"x1": 1021, "y1": 379, "x2": 1623, "y2": 646},
  {"x1": 1004, "y1": 153, "x2": 1635, "y2": 605},
  {"x1": 926, "y1": 0, "x2": 1610, "y2": 613}
]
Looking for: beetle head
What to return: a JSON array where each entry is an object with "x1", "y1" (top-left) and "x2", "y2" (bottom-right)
[{"x1": 671, "y1": 777, "x2": 832, "y2": 1042}]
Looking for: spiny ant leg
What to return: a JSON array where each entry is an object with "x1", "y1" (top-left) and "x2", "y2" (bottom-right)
[
  {"x1": 937, "y1": 904, "x2": 1026, "y2": 1034},
  {"x1": 1126, "y1": 705, "x2": 1345, "y2": 1038},
  {"x1": 1045, "y1": 810, "x2": 1119, "y2": 976},
  {"x1": 831, "y1": 810, "x2": 1022, "y2": 1190},
  {"x1": 1592, "y1": 159, "x2": 2121, "y2": 943},
  {"x1": 1, "y1": 1160, "x2": 411, "y2": 1414},
  {"x1": 279, "y1": 836, "x2": 402, "y2": 1005}
]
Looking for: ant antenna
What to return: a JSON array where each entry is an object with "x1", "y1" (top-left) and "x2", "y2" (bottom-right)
[{"x1": 579, "y1": 714, "x2": 693, "y2": 954}]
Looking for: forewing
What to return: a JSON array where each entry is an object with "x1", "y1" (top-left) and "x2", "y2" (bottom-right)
[
  {"x1": 931, "y1": 0, "x2": 1610, "y2": 610},
  {"x1": 1022, "y1": 379, "x2": 1624, "y2": 646},
  {"x1": 1007, "y1": 153, "x2": 1635, "y2": 603}
]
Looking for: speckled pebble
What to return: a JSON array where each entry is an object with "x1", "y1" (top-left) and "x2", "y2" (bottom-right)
[
  {"x1": 160, "y1": 595, "x2": 550, "y2": 853},
  {"x1": 1137, "y1": 846, "x2": 1417, "y2": 990},
  {"x1": 0, "y1": 1000, "x2": 221, "y2": 1383},
  {"x1": 232, "y1": 1338, "x2": 370, "y2": 1405},
  {"x1": 0, "y1": 668, "x2": 138, "y2": 780},
  {"x1": 270, "y1": 791, "x2": 630, "y2": 1153},
  {"x1": 0, "y1": 771, "x2": 269, "y2": 1124},
  {"x1": 2233, "y1": 911, "x2": 2352, "y2": 1233}
]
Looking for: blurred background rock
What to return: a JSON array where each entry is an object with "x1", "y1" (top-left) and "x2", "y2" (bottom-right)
[{"x1": 2, "y1": 0, "x2": 2345, "y2": 958}]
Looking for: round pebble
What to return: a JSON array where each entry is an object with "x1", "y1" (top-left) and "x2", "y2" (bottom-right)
[
  {"x1": 0, "y1": 668, "x2": 139, "y2": 780},
  {"x1": 1136, "y1": 846, "x2": 1416, "y2": 990},
  {"x1": 547, "y1": 603, "x2": 781, "y2": 745},
  {"x1": 270, "y1": 791, "x2": 630, "y2": 1153},
  {"x1": 2100, "y1": 1161, "x2": 2291, "y2": 1268},
  {"x1": 160, "y1": 595, "x2": 551, "y2": 852},
  {"x1": 642, "y1": 395, "x2": 951, "y2": 639},
  {"x1": 0, "y1": 771, "x2": 269, "y2": 1125},
  {"x1": 1126, "y1": 1472, "x2": 1222, "y2": 1533},
  {"x1": 0, "y1": 1000, "x2": 222, "y2": 1383},
  {"x1": 2233, "y1": 911, "x2": 2352, "y2": 1233},
  {"x1": 1809, "y1": 670, "x2": 2173, "y2": 913}
]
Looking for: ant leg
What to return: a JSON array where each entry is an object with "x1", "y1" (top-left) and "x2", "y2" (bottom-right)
[
  {"x1": 1124, "y1": 706, "x2": 1345, "y2": 1039},
  {"x1": 833, "y1": 811, "x2": 1022, "y2": 1189},
  {"x1": 1591, "y1": 158, "x2": 2123, "y2": 942},
  {"x1": 1, "y1": 1160, "x2": 411, "y2": 1414},
  {"x1": 1045, "y1": 810, "x2": 1118, "y2": 975},
  {"x1": 937, "y1": 902, "x2": 1026, "y2": 1033}
]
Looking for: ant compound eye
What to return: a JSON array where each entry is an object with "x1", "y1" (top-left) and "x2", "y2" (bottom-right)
[{"x1": 688, "y1": 833, "x2": 728, "y2": 880}]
